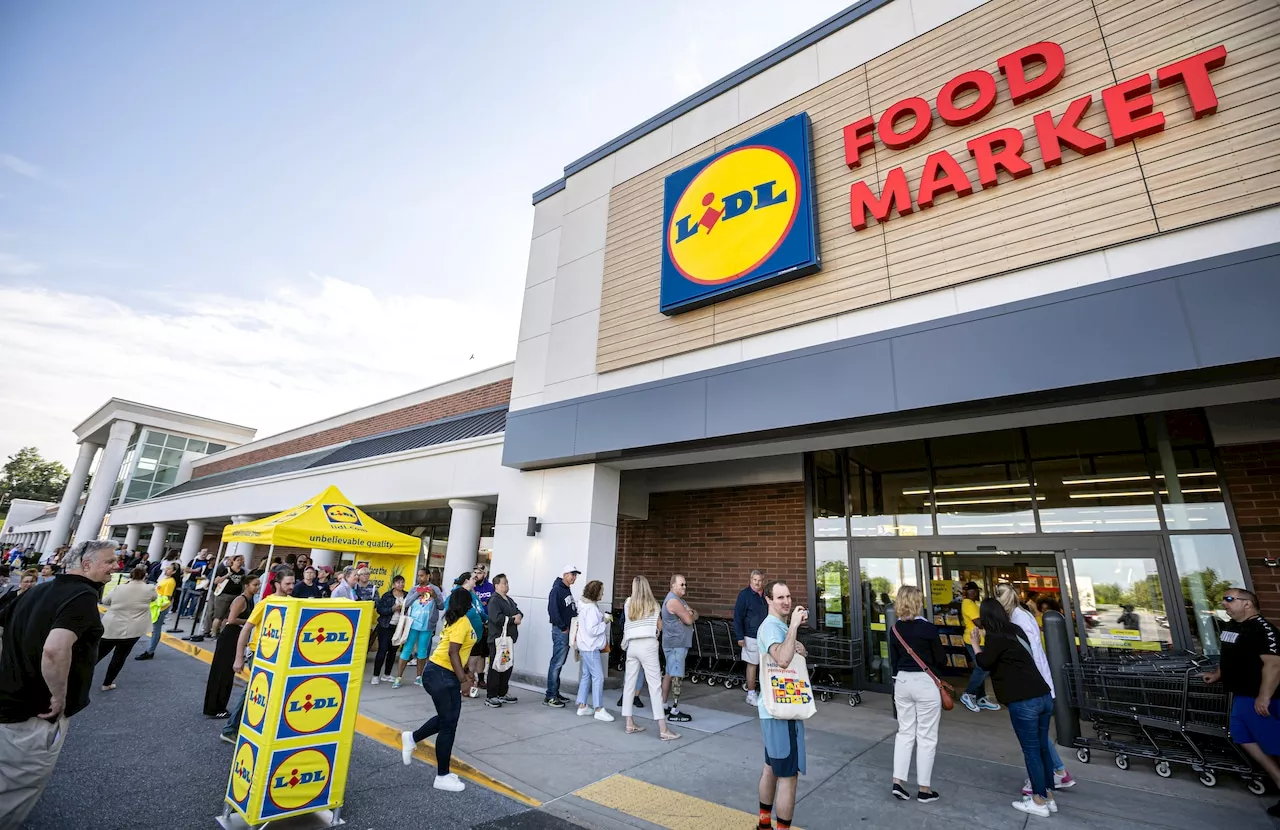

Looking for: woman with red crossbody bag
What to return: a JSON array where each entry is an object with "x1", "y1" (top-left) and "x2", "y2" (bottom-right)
[{"x1": 888, "y1": 584, "x2": 952, "y2": 803}]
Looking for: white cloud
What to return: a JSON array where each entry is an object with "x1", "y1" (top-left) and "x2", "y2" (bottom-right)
[
  {"x1": 0, "y1": 276, "x2": 519, "y2": 467},
  {"x1": 0, "y1": 154, "x2": 44, "y2": 181},
  {"x1": 0, "y1": 253, "x2": 40, "y2": 276}
]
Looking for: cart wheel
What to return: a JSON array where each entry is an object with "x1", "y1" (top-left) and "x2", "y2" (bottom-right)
[
  {"x1": 1248, "y1": 778, "x2": 1268, "y2": 796},
  {"x1": 849, "y1": 694, "x2": 861, "y2": 707},
  {"x1": 724, "y1": 678, "x2": 736, "y2": 689},
  {"x1": 1199, "y1": 771, "x2": 1217, "y2": 788},
  {"x1": 1076, "y1": 748, "x2": 1090, "y2": 764},
  {"x1": 689, "y1": 674, "x2": 699, "y2": 685},
  {"x1": 738, "y1": 679, "x2": 748, "y2": 690},
  {"x1": 820, "y1": 692, "x2": 831, "y2": 703},
  {"x1": 1154, "y1": 761, "x2": 1172, "y2": 778},
  {"x1": 1115, "y1": 754, "x2": 1129, "y2": 771}
]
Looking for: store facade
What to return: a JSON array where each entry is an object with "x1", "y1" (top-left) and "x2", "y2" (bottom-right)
[{"x1": 499, "y1": 0, "x2": 1280, "y2": 690}]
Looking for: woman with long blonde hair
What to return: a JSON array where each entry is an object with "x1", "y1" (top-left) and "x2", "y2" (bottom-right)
[
  {"x1": 621, "y1": 576, "x2": 680, "y2": 740},
  {"x1": 888, "y1": 584, "x2": 945, "y2": 802}
]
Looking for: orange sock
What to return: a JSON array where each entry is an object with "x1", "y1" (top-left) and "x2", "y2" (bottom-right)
[{"x1": 758, "y1": 802, "x2": 772, "y2": 828}]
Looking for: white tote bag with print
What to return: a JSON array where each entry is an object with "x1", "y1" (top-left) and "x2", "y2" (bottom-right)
[
  {"x1": 761, "y1": 650, "x2": 817, "y2": 721},
  {"x1": 492, "y1": 620, "x2": 515, "y2": 674}
]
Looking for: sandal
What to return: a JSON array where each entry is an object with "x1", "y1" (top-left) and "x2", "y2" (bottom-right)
[
  {"x1": 626, "y1": 725, "x2": 646, "y2": 734},
  {"x1": 660, "y1": 731, "x2": 682, "y2": 741}
]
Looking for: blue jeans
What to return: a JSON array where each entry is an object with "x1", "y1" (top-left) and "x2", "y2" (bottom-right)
[
  {"x1": 145, "y1": 606, "x2": 168, "y2": 654},
  {"x1": 222, "y1": 687, "x2": 246, "y2": 737},
  {"x1": 546, "y1": 627, "x2": 569, "y2": 700},
  {"x1": 178, "y1": 587, "x2": 201, "y2": 618},
  {"x1": 413, "y1": 663, "x2": 461, "y2": 775},
  {"x1": 577, "y1": 649, "x2": 604, "y2": 709},
  {"x1": 964, "y1": 644, "x2": 989, "y2": 698},
  {"x1": 1008, "y1": 694, "x2": 1057, "y2": 798}
]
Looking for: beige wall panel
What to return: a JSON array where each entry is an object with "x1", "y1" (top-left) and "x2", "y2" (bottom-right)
[{"x1": 594, "y1": 0, "x2": 1280, "y2": 373}]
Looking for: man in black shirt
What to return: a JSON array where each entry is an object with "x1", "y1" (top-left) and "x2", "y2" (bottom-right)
[
  {"x1": 1205, "y1": 587, "x2": 1280, "y2": 816},
  {"x1": 0, "y1": 539, "x2": 118, "y2": 827}
]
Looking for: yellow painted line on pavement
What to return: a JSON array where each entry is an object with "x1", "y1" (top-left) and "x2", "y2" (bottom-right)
[
  {"x1": 158, "y1": 633, "x2": 540, "y2": 807},
  {"x1": 575, "y1": 774, "x2": 796, "y2": 830}
]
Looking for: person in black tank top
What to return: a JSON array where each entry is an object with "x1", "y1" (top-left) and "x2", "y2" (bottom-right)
[{"x1": 203, "y1": 575, "x2": 259, "y2": 718}]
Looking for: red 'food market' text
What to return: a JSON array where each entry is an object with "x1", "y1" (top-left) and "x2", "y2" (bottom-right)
[{"x1": 843, "y1": 41, "x2": 1228, "y2": 230}]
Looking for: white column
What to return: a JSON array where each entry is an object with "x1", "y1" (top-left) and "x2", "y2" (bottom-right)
[
  {"x1": 229, "y1": 515, "x2": 256, "y2": 568},
  {"x1": 45, "y1": 442, "x2": 99, "y2": 553},
  {"x1": 147, "y1": 523, "x2": 168, "y2": 563},
  {"x1": 309, "y1": 549, "x2": 338, "y2": 568},
  {"x1": 73, "y1": 420, "x2": 136, "y2": 545},
  {"x1": 493, "y1": 464, "x2": 620, "y2": 689},
  {"x1": 180, "y1": 520, "x2": 205, "y2": 566},
  {"x1": 124, "y1": 524, "x2": 142, "y2": 552},
  {"x1": 443, "y1": 500, "x2": 486, "y2": 585},
  {"x1": 38, "y1": 532, "x2": 49, "y2": 552}
]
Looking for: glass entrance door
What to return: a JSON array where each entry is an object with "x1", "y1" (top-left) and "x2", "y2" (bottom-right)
[
  {"x1": 852, "y1": 553, "x2": 920, "y2": 690},
  {"x1": 1060, "y1": 542, "x2": 1186, "y2": 655}
]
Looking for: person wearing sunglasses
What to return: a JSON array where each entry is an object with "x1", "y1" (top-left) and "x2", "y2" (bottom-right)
[{"x1": 1204, "y1": 588, "x2": 1280, "y2": 817}]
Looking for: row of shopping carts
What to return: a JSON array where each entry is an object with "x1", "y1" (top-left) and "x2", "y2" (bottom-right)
[
  {"x1": 1066, "y1": 651, "x2": 1265, "y2": 792},
  {"x1": 608, "y1": 613, "x2": 862, "y2": 706}
]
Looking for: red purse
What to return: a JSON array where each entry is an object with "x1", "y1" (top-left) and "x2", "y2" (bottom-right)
[{"x1": 892, "y1": 625, "x2": 955, "y2": 711}]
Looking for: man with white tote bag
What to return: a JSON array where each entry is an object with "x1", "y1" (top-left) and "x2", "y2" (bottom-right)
[{"x1": 755, "y1": 580, "x2": 814, "y2": 830}]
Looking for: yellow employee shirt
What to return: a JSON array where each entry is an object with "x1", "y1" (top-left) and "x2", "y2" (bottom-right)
[
  {"x1": 156, "y1": 576, "x2": 176, "y2": 601},
  {"x1": 244, "y1": 597, "x2": 298, "y2": 650},
  {"x1": 962, "y1": 597, "x2": 983, "y2": 647},
  {"x1": 430, "y1": 617, "x2": 477, "y2": 670}
]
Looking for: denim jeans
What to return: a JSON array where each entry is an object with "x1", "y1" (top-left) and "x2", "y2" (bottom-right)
[
  {"x1": 577, "y1": 649, "x2": 604, "y2": 709},
  {"x1": 1008, "y1": 693, "x2": 1057, "y2": 798},
  {"x1": 178, "y1": 587, "x2": 201, "y2": 618},
  {"x1": 546, "y1": 627, "x2": 569, "y2": 700},
  {"x1": 964, "y1": 644, "x2": 990, "y2": 698},
  {"x1": 145, "y1": 607, "x2": 168, "y2": 654},
  {"x1": 412, "y1": 663, "x2": 461, "y2": 775},
  {"x1": 222, "y1": 687, "x2": 246, "y2": 738}
]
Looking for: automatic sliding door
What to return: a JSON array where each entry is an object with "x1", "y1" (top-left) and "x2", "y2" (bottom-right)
[
  {"x1": 1061, "y1": 544, "x2": 1182, "y2": 655},
  {"x1": 854, "y1": 553, "x2": 920, "y2": 689}
]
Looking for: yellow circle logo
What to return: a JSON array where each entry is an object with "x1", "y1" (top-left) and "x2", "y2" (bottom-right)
[
  {"x1": 245, "y1": 669, "x2": 271, "y2": 729},
  {"x1": 667, "y1": 146, "x2": 801, "y2": 285},
  {"x1": 257, "y1": 607, "x2": 285, "y2": 662},
  {"x1": 231, "y1": 741, "x2": 255, "y2": 804},
  {"x1": 267, "y1": 749, "x2": 331, "y2": 812},
  {"x1": 283, "y1": 676, "x2": 344, "y2": 735},
  {"x1": 296, "y1": 611, "x2": 355, "y2": 665}
]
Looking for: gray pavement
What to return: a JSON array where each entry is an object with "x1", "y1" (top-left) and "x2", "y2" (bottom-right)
[{"x1": 19, "y1": 643, "x2": 584, "y2": 830}]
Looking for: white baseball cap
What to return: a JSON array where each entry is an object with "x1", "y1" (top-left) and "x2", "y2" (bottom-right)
[{"x1": 562, "y1": 564, "x2": 582, "y2": 576}]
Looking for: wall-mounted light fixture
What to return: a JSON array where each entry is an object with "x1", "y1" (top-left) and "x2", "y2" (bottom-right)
[{"x1": 527, "y1": 517, "x2": 542, "y2": 537}]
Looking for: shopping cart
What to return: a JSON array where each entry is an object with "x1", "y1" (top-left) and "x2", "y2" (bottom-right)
[
  {"x1": 1066, "y1": 656, "x2": 1264, "y2": 792},
  {"x1": 688, "y1": 618, "x2": 746, "y2": 689},
  {"x1": 799, "y1": 630, "x2": 862, "y2": 706}
]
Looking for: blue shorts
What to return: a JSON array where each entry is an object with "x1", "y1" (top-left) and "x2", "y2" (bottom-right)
[
  {"x1": 663, "y1": 647, "x2": 688, "y2": 678},
  {"x1": 1231, "y1": 696, "x2": 1280, "y2": 754},
  {"x1": 400, "y1": 629, "x2": 433, "y2": 661},
  {"x1": 761, "y1": 718, "x2": 806, "y2": 777}
]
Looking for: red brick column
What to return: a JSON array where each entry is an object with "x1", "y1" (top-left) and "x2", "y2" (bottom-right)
[{"x1": 1219, "y1": 442, "x2": 1280, "y2": 601}]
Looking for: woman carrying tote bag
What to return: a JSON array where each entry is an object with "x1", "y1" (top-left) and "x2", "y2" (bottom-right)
[{"x1": 887, "y1": 584, "x2": 948, "y2": 803}]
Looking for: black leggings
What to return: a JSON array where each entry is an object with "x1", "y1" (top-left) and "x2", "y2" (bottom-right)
[
  {"x1": 412, "y1": 663, "x2": 461, "y2": 775},
  {"x1": 97, "y1": 637, "x2": 140, "y2": 686},
  {"x1": 373, "y1": 626, "x2": 395, "y2": 676}
]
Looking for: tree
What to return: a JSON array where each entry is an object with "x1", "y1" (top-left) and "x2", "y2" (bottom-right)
[{"x1": 1, "y1": 447, "x2": 69, "y2": 504}]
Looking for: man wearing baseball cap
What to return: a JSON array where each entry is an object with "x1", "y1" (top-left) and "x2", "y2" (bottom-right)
[
  {"x1": 960, "y1": 581, "x2": 1001, "y2": 713},
  {"x1": 545, "y1": 564, "x2": 580, "y2": 708}
]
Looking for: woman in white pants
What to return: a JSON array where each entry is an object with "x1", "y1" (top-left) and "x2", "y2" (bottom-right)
[
  {"x1": 887, "y1": 584, "x2": 946, "y2": 802},
  {"x1": 620, "y1": 576, "x2": 681, "y2": 741}
]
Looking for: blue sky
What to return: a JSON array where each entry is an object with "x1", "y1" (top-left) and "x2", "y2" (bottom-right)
[{"x1": 0, "y1": 1, "x2": 851, "y2": 465}]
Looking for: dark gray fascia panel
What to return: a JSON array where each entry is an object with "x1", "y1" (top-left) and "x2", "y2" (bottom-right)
[
  {"x1": 531, "y1": 0, "x2": 895, "y2": 205},
  {"x1": 501, "y1": 242, "x2": 1280, "y2": 469}
]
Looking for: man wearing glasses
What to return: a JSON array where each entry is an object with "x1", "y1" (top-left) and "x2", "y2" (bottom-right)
[{"x1": 1204, "y1": 588, "x2": 1280, "y2": 816}]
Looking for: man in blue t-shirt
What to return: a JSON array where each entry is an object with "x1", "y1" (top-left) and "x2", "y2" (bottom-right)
[{"x1": 755, "y1": 580, "x2": 808, "y2": 830}]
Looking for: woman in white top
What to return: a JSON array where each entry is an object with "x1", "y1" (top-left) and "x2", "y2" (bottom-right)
[
  {"x1": 575, "y1": 580, "x2": 614, "y2": 722},
  {"x1": 621, "y1": 576, "x2": 680, "y2": 741},
  {"x1": 995, "y1": 584, "x2": 1077, "y2": 793},
  {"x1": 330, "y1": 566, "x2": 359, "y2": 600}
]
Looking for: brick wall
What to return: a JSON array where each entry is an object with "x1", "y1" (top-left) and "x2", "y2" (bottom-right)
[
  {"x1": 194, "y1": 378, "x2": 512, "y2": 478},
  {"x1": 1220, "y1": 442, "x2": 1280, "y2": 602},
  {"x1": 613, "y1": 483, "x2": 807, "y2": 618}
]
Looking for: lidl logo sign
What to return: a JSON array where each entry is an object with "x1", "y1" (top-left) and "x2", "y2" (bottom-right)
[
  {"x1": 244, "y1": 667, "x2": 272, "y2": 733},
  {"x1": 278, "y1": 674, "x2": 346, "y2": 739},
  {"x1": 264, "y1": 746, "x2": 335, "y2": 818},
  {"x1": 229, "y1": 739, "x2": 256, "y2": 808},
  {"x1": 292, "y1": 608, "x2": 356, "y2": 668},
  {"x1": 256, "y1": 606, "x2": 285, "y2": 664},
  {"x1": 660, "y1": 113, "x2": 818, "y2": 315},
  {"x1": 323, "y1": 503, "x2": 362, "y2": 527}
]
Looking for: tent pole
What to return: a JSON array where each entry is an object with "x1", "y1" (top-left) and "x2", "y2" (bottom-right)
[
  {"x1": 263, "y1": 543, "x2": 276, "y2": 600},
  {"x1": 193, "y1": 540, "x2": 226, "y2": 638}
]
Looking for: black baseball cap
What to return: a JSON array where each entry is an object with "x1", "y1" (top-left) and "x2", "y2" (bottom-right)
[{"x1": 963, "y1": 581, "x2": 980, "y2": 592}]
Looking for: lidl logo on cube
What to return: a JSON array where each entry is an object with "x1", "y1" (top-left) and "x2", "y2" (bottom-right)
[
  {"x1": 244, "y1": 668, "x2": 272, "y2": 732},
  {"x1": 279, "y1": 675, "x2": 346, "y2": 739},
  {"x1": 660, "y1": 113, "x2": 819, "y2": 315},
  {"x1": 256, "y1": 606, "x2": 285, "y2": 663},
  {"x1": 229, "y1": 739, "x2": 256, "y2": 807},
  {"x1": 264, "y1": 746, "x2": 335, "y2": 817},
  {"x1": 292, "y1": 609, "x2": 356, "y2": 668}
]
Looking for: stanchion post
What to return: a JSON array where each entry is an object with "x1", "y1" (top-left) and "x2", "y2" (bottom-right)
[{"x1": 1043, "y1": 610, "x2": 1080, "y2": 747}]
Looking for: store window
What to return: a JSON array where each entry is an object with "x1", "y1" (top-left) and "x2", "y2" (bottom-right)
[
  {"x1": 811, "y1": 451, "x2": 846, "y2": 538},
  {"x1": 847, "y1": 441, "x2": 932, "y2": 537},
  {"x1": 1170, "y1": 535, "x2": 1245, "y2": 655},
  {"x1": 814, "y1": 540, "x2": 851, "y2": 637},
  {"x1": 1071, "y1": 557, "x2": 1173, "y2": 653},
  {"x1": 1145, "y1": 413, "x2": 1229, "y2": 531},
  {"x1": 930, "y1": 430, "x2": 1034, "y2": 535}
]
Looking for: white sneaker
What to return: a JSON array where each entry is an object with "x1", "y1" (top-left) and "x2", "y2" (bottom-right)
[
  {"x1": 371, "y1": 676, "x2": 380, "y2": 686},
  {"x1": 594, "y1": 708, "x2": 615, "y2": 723},
  {"x1": 746, "y1": 690, "x2": 758, "y2": 706},
  {"x1": 468, "y1": 686, "x2": 479, "y2": 699},
  {"x1": 381, "y1": 674, "x2": 392, "y2": 682},
  {"x1": 1046, "y1": 796, "x2": 1058, "y2": 814},
  {"x1": 1012, "y1": 796, "x2": 1051, "y2": 818},
  {"x1": 577, "y1": 706, "x2": 593, "y2": 717},
  {"x1": 433, "y1": 773, "x2": 465, "y2": 792},
  {"x1": 400, "y1": 731, "x2": 415, "y2": 766}
]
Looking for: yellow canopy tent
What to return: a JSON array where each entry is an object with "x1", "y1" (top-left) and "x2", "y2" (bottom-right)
[{"x1": 215, "y1": 485, "x2": 420, "y2": 593}]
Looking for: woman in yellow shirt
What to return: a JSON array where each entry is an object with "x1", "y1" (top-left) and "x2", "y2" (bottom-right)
[
  {"x1": 137, "y1": 560, "x2": 181, "y2": 660},
  {"x1": 400, "y1": 587, "x2": 476, "y2": 793}
]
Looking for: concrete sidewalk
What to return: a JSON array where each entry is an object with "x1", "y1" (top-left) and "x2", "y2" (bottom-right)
[{"x1": 176, "y1": 634, "x2": 1277, "y2": 829}]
